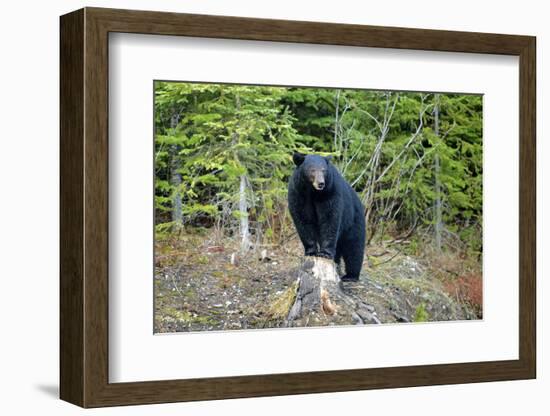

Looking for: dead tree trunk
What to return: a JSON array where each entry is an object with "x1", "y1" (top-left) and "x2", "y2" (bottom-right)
[
  {"x1": 285, "y1": 257, "x2": 380, "y2": 327},
  {"x1": 433, "y1": 93, "x2": 443, "y2": 252},
  {"x1": 239, "y1": 174, "x2": 252, "y2": 252},
  {"x1": 170, "y1": 110, "x2": 183, "y2": 227}
]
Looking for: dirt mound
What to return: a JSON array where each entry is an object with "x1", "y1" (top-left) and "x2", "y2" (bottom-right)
[{"x1": 154, "y1": 235, "x2": 479, "y2": 333}]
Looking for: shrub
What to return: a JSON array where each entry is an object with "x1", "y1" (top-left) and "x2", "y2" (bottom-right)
[{"x1": 413, "y1": 303, "x2": 429, "y2": 322}]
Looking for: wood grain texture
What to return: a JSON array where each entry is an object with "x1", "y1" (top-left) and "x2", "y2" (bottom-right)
[
  {"x1": 59, "y1": 8, "x2": 84, "y2": 407},
  {"x1": 518, "y1": 38, "x2": 536, "y2": 376},
  {"x1": 88, "y1": 7, "x2": 532, "y2": 54},
  {"x1": 83, "y1": 10, "x2": 110, "y2": 406},
  {"x1": 59, "y1": 7, "x2": 537, "y2": 408}
]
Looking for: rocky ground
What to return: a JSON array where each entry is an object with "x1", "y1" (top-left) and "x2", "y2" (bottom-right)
[{"x1": 154, "y1": 231, "x2": 480, "y2": 333}]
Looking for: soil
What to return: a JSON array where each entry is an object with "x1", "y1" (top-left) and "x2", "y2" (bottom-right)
[{"x1": 154, "y1": 231, "x2": 479, "y2": 333}]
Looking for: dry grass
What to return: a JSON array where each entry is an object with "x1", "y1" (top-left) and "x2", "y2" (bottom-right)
[
  {"x1": 265, "y1": 280, "x2": 299, "y2": 320},
  {"x1": 442, "y1": 272, "x2": 482, "y2": 318},
  {"x1": 415, "y1": 243, "x2": 483, "y2": 319}
]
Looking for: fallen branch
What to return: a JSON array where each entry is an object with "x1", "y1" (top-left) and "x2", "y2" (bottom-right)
[{"x1": 371, "y1": 250, "x2": 401, "y2": 267}]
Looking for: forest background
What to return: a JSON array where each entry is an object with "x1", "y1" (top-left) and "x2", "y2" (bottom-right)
[{"x1": 153, "y1": 82, "x2": 483, "y2": 332}]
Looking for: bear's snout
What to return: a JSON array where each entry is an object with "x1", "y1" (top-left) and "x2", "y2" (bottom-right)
[{"x1": 311, "y1": 171, "x2": 325, "y2": 190}]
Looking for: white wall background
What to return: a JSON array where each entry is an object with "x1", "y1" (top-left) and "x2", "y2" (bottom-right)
[{"x1": 0, "y1": 1, "x2": 545, "y2": 415}]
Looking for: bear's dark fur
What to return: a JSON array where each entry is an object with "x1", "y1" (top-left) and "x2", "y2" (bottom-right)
[{"x1": 288, "y1": 152, "x2": 366, "y2": 282}]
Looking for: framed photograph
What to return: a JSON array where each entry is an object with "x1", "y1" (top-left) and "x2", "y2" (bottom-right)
[{"x1": 60, "y1": 7, "x2": 536, "y2": 408}]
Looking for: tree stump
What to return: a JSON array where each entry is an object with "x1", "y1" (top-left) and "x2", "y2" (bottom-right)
[
  {"x1": 285, "y1": 257, "x2": 341, "y2": 326},
  {"x1": 285, "y1": 256, "x2": 380, "y2": 327}
]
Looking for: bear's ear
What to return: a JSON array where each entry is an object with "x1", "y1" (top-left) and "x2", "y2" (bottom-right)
[
  {"x1": 324, "y1": 155, "x2": 333, "y2": 162},
  {"x1": 293, "y1": 152, "x2": 306, "y2": 166}
]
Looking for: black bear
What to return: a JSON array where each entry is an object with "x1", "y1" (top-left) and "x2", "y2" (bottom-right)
[{"x1": 288, "y1": 152, "x2": 366, "y2": 282}]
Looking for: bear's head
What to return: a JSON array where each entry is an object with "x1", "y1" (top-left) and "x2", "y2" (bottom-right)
[{"x1": 293, "y1": 152, "x2": 333, "y2": 191}]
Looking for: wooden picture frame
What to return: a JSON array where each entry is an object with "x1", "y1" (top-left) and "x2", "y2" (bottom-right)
[{"x1": 60, "y1": 7, "x2": 536, "y2": 408}]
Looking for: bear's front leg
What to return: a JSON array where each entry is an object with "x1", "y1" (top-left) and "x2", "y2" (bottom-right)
[
  {"x1": 317, "y1": 229, "x2": 338, "y2": 259},
  {"x1": 293, "y1": 218, "x2": 319, "y2": 256},
  {"x1": 304, "y1": 244, "x2": 318, "y2": 257},
  {"x1": 316, "y1": 202, "x2": 341, "y2": 260}
]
